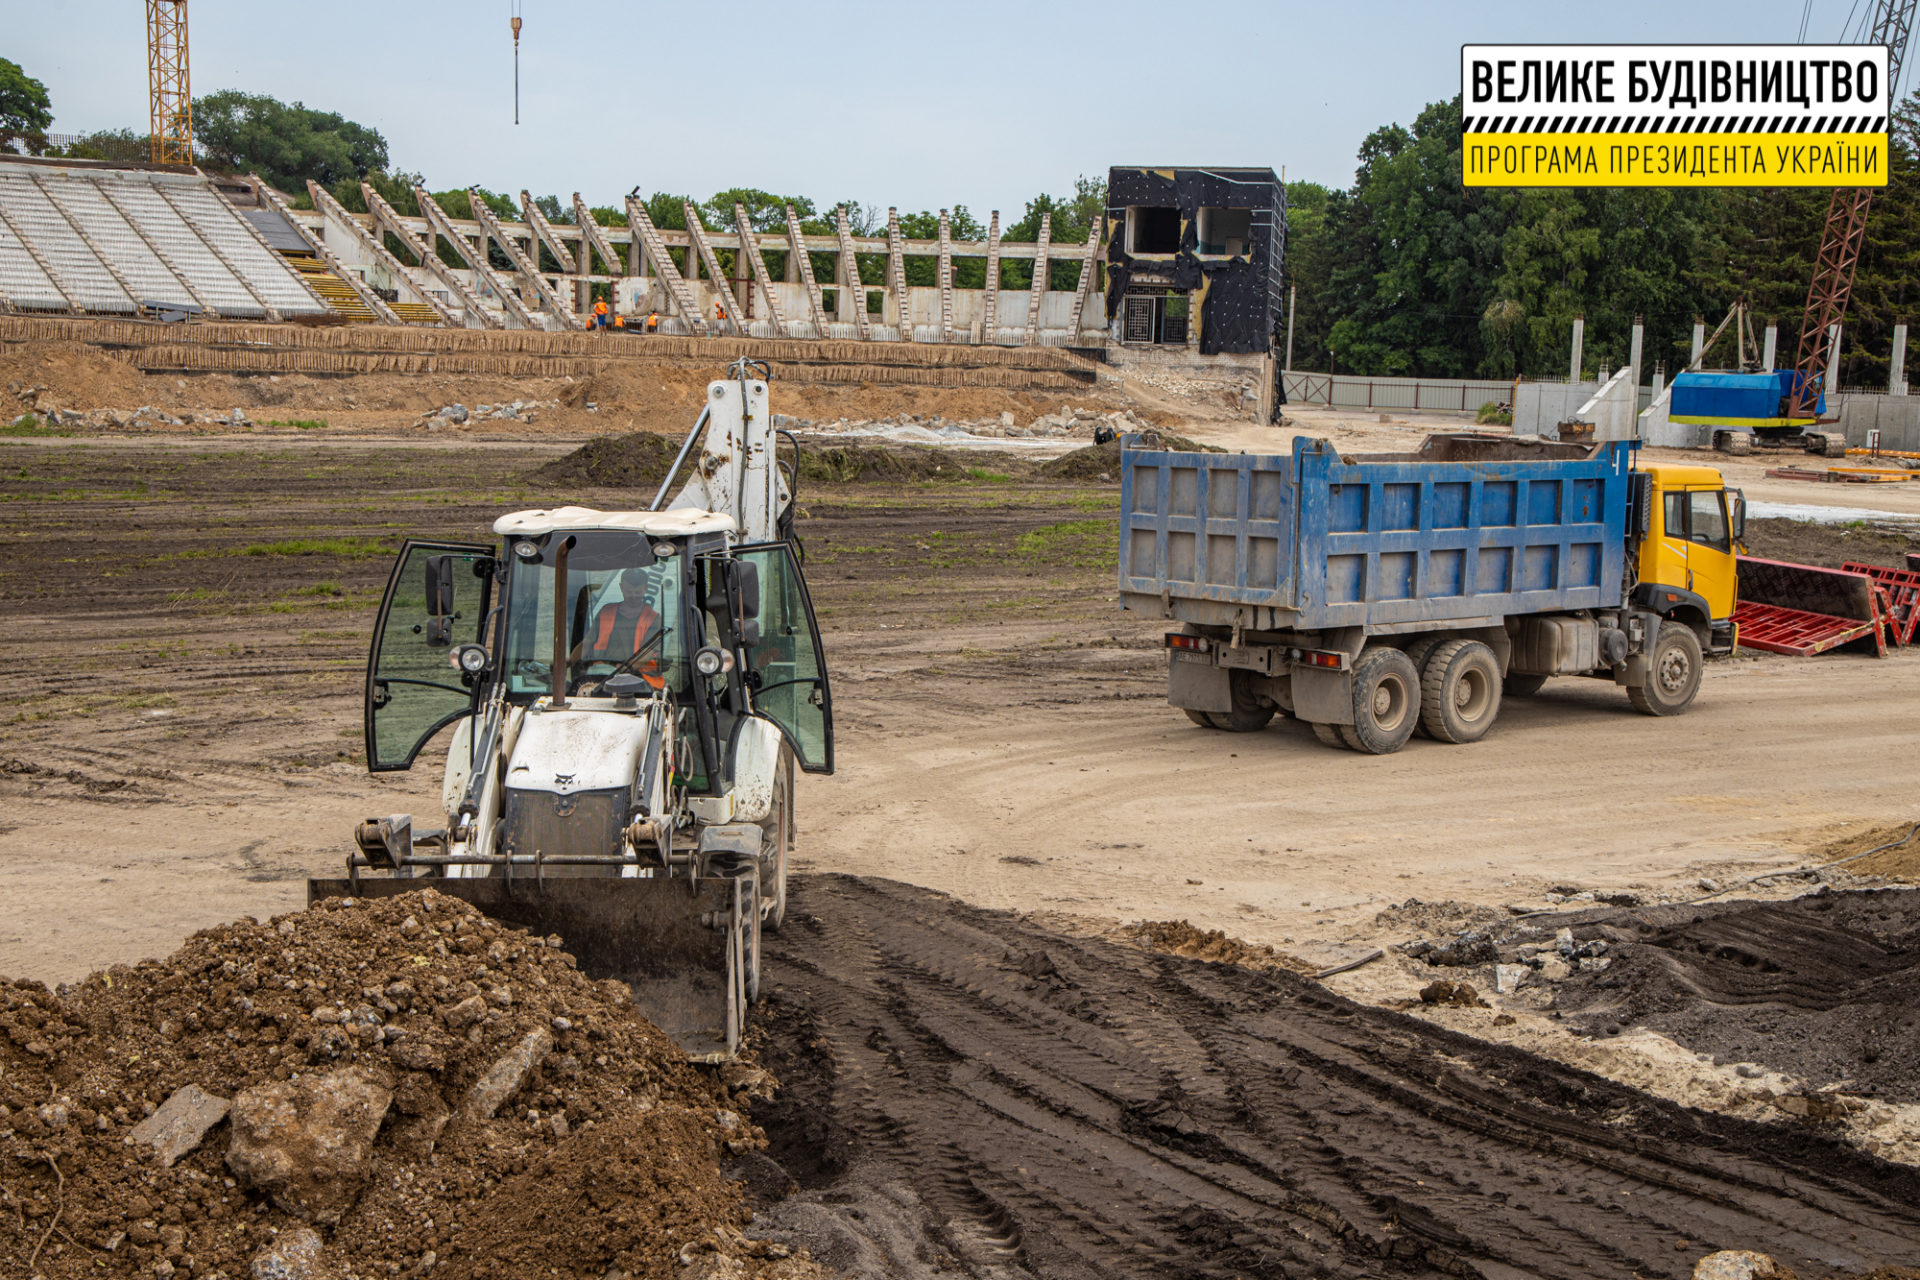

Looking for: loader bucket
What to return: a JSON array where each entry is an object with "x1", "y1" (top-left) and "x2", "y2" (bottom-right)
[{"x1": 307, "y1": 875, "x2": 749, "y2": 1062}]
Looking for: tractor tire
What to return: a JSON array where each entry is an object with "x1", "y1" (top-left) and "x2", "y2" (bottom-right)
[
  {"x1": 1400, "y1": 635, "x2": 1446, "y2": 738},
  {"x1": 1503, "y1": 672, "x2": 1549, "y2": 697},
  {"x1": 1419, "y1": 639, "x2": 1503, "y2": 744},
  {"x1": 1310, "y1": 722, "x2": 1349, "y2": 749},
  {"x1": 1341, "y1": 646, "x2": 1421, "y2": 755},
  {"x1": 1627, "y1": 621, "x2": 1703, "y2": 716}
]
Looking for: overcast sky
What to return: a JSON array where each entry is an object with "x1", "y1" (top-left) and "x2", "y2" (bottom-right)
[{"x1": 10, "y1": 1, "x2": 1883, "y2": 216}]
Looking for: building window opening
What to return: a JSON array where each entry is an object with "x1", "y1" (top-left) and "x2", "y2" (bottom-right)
[
  {"x1": 1196, "y1": 207, "x2": 1252, "y2": 257},
  {"x1": 1128, "y1": 206, "x2": 1181, "y2": 255},
  {"x1": 1123, "y1": 290, "x2": 1189, "y2": 345}
]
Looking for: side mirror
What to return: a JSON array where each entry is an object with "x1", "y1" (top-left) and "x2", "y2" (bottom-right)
[
  {"x1": 1728, "y1": 488, "x2": 1746, "y2": 541},
  {"x1": 734, "y1": 560, "x2": 761, "y2": 620}
]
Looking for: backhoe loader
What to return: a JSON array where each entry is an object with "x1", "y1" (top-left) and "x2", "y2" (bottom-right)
[{"x1": 310, "y1": 362, "x2": 833, "y2": 1060}]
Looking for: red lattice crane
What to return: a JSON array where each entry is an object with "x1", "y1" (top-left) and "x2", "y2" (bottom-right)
[{"x1": 1786, "y1": 0, "x2": 1918, "y2": 429}]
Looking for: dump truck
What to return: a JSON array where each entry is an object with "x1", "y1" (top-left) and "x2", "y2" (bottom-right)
[
  {"x1": 310, "y1": 363, "x2": 834, "y2": 1060},
  {"x1": 1121, "y1": 433, "x2": 1743, "y2": 753}
]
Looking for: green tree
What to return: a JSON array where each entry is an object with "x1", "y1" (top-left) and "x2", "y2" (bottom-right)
[
  {"x1": 60, "y1": 128, "x2": 148, "y2": 164},
  {"x1": 0, "y1": 58, "x2": 52, "y2": 155},
  {"x1": 194, "y1": 90, "x2": 387, "y2": 188}
]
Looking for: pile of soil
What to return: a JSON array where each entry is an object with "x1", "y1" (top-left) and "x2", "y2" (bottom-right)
[
  {"x1": 1122, "y1": 919, "x2": 1314, "y2": 973},
  {"x1": 1037, "y1": 430, "x2": 1221, "y2": 482},
  {"x1": 1743, "y1": 517, "x2": 1919, "y2": 570},
  {"x1": 1553, "y1": 888, "x2": 1920, "y2": 1102},
  {"x1": 0, "y1": 890, "x2": 815, "y2": 1279},
  {"x1": 794, "y1": 445, "x2": 971, "y2": 484},
  {"x1": 530, "y1": 430, "x2": 681, "y2": 489}
]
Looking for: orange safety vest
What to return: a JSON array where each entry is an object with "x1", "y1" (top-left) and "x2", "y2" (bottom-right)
[
  {"x1": 591, "y1": 604, "x2": 664, "y2": 687},
  {"x1": 593, "y1": 301, "x2": 608, "y2": 316}
]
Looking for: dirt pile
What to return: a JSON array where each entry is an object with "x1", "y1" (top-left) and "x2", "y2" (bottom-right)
[
  {"x1": 1553, "y1": 888, "x2": 1920, "y2": 1103},
  {"x1": 533, "y1": 433, "x2": 989, "y2": 491},
  {"x1": 1743, "y1": 517, "x2": 1919, "y2": 570},
  {"x1": 0, "y1": 890, "x2": 816, "y2": 1280},
  {"x1": 530, "y1": 430, "x2": 682, "y2": 489},
  {"x1": 1037, "y1": 429, "x2": 1222, "y2": 482},
  {"x1": 1122, "y1": 919, "x2": 1314, "y2": 972}
]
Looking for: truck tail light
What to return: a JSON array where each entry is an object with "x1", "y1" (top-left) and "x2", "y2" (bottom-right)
[
  {"x1": 1292, "y1": 649, "x2": 1344, "y2": 669},
  {"x1": 1165, "y1": 633, "x2": 1209, "y2": 652}
]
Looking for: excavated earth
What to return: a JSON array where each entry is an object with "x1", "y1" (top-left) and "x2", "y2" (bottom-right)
[
  {"x1": 742, "y1": 875, "x2": 1920, "y2": 1280},
  {"x1": 1550, "y1": 886, "x2": 1920, "y2": 1105},
  {"x1": 0, "y1": 890, "x2": 815, "y2": 1280}
]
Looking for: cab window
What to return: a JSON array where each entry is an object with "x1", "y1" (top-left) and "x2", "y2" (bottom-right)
[{"x1": 1687, "y1": 490, "x2": 1730, "y2": 552}]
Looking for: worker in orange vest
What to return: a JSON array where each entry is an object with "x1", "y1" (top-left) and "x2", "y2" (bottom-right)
[
  {"x1": 592, "y1": 298, "x2": 610, "y2": 331},
  {"x1": 646, "y1": 311, "x2": 660, "y2": 333},
  {"x1": 612, "y1": 312, "x2": 626, "y2": 330}
]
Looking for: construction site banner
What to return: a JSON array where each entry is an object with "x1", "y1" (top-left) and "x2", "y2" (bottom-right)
[{"x1": 1460, "y1": 44, "x2": 1890, "y2": 188}]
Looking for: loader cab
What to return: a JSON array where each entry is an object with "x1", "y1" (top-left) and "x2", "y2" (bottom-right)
[
  {"x1": 1632, "y1": 462, "x2": 1743, "y2": 631},
  {"x1": 363, "y1": 507, "x2": 833, "y2": 786}
]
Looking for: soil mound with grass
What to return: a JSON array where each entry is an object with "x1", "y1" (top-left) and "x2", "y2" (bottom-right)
[
  {"x1": 0, "y1": 890, "x2": 817, "y2": 1279},
  {"x1": 534, "y1": 432, "x2": 983, "y2": 492},
  {"x1": 1038, "y1": 429, "x2": 1222, "y2": 483},
  {"x1": 530, "y1": 431, "x2": 681, "y2": 490},
  {"x1": 1742, "y1": 517, "x2": 1919, "y2": 570}
]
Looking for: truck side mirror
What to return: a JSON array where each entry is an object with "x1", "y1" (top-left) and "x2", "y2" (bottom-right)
[{"x1": 1728, "y1": 489, "x2": 1746, "y2": 541}]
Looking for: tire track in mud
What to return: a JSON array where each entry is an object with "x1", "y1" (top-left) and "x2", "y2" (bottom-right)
[{"x1": 756, "y1": 875, "x2": 1920, "y2": 1279}]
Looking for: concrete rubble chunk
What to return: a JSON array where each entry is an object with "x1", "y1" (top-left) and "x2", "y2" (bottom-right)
[
  {"x1": 460, "y1": 1028, "x2": 553, "y2": 1123},
  {"x1": 1494, "y1": 964, "x2": 1530, "y2": 995},
  {"x1": 250, "y1": 1225, "x2": 333, "y2": 1280},
  {"x1": 1692, "y1": 1251, "x2": 1797, "y2": 1280},
  {"x1": 441, "y1": 994, "x2": 487, "y2": 1028},
  {"x1": 226, "y1": 1066, "x2": 394, "y2": 1225},
  {"x1": 128, "y1": 1084, "x2": 230, "y2": 1167}
]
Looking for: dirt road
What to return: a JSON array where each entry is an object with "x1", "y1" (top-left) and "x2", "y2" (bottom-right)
[
  {"x1": 746, "y1": 875, "x2": 1920, "y2": 1278},
  {"x1": 3, "y1": 433, "x2": 1918, "y2": 988}
]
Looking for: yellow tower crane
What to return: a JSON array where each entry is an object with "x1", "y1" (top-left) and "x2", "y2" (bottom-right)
[{"x1": 147, "y1": 0, "x2": 192, "y2": 165}]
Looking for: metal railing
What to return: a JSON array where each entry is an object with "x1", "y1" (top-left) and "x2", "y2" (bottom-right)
[{"x1": 1283, "y1": 371, "x2": 1516, "y2": 413}]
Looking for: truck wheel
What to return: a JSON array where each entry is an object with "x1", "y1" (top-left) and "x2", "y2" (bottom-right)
[
  {"x1": 1310, "y1": 723, "x2": 1348, "y2": 749},
  {"x1": 1627, "y1": 621, "x2": 1703, "y2": 716},
  {"x1": 1209, "y1": 669, "x2": 1276, "y2": 732},
  {"x1": 1400, "y1": 635, "x2": 1444, "y2": 738},
  {"x1": 1341, "y1": 646, "x2": 1420, "y2": 755},
  {"x1": 1420, "y1": 639, "x2": 1502, "y2": 744},
  {"x1": 1503, "y1": 673, "x2": 1548, "y2": 697},
  {"x1": 1184, "y1": 709, "x2": 1222, "y2": 729}
]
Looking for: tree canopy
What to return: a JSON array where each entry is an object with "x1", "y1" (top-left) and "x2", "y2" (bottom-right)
[
  {"x1": 194, "y1": 91, "x2": 388, "y2": 189},
  {"x1": 0, "y1": 58, "x2": 52, "y2": 155}
]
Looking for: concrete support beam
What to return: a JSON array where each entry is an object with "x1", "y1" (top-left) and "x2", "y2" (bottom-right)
[
  {"x1": 520, "y1": 191, "x2": 581, "y2": 312},
  {"x1": 412, "y1": 186, "x2": 541, "y2": 329},
  {"x1": 1763, "y1": 324, "x2": 1778, "y2": 372},
  {"x1": 1568, "y1": 314, "x2": 1585, "y2": 383},
  {"x1": 786, "y1": 205, "x2": 830, "y2": 339},
  {"x1": 1827, "y1": 323, "x2": 1843, "y2": 393},
  {"x1": 1893, "y1": 322, "x2": 1908, "y2": 395},
  {"x1": 937, "y1": 210, "x2": 954, "y2": 343},
  {"x1": 887, "y1": 207, "x2": 910, "y2": 341},
  {"x1": 1628, "y1": 314, "x2": 1643, "y2": 390},
  {"x1": 982, "y1": 210, "x2": 1001, "y2": 344},
  {"x1": 625, "y1": 196, "x2": 708, "y2": 335},
  {"x1": 368, "y1": 185, "x2": 497, "y2": 326},
  {"x1": 469, "y1": 190, "x2": 576, "y2": 328},
  {"x1": 308, "y1": 183, "x2": 456, "y2": 325},
  {"x1": 1067, "y1": 225, "x2": 1100, "y2": 343},
  {"x1": 1690, "y1": 319, "x2": 1705, "y2": 369},
  {"x1": 1023, "y1": 212, "x2": 1052, "y2": 347},
  {"x1": 835, "y1": 206, "x2": 870, "y2": 340},
  {"x1": 734, "y1": 203, "x2": 787, "y2": 338},
  {"x1": 683, "y1": 203, "x2": 745, "y2": 335},
  {"x1": 570, "y1": 194, "x2": 625, "y2": 278}
]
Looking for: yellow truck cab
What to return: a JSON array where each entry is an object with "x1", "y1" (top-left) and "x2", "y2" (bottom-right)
[{"x1": 1631, "y1": 460, "x2": 1744, "y2": 655}]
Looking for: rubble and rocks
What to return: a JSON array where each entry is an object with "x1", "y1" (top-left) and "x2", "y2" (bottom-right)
[
  {"x1": 773, "y1": 405, "x2": 1159, "y2": 444},
  {"x1": 0, "y1": 890, "x2": 819, "y2": 1280},
  {"x1": 420, "y1": 400, "x2": 555, "y2": 428}
]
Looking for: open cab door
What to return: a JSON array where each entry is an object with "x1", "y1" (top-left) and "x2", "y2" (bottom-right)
[
  {"x1": 736, "y1": 541, "x2": 834, "y2": 773},
  {"x1": 366, "y1": 540, "x2": 495, "y2": 771}
]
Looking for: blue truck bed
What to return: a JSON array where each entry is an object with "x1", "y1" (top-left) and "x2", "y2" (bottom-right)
[{"x1": 1118, "y1": 436, "x2": 1633, "y2": 631}]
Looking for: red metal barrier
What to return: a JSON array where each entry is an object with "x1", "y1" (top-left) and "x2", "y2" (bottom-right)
[
  {"x1": 1843, "y1": 561, "x2": 1920, "y2": 646},
  {"x1": 1733, "y1": 601, "x2": 1881, "y2": 656}
]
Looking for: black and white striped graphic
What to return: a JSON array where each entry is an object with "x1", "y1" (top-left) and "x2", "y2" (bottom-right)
[{"x1": 1463, "y1": 114, "x2": 1888, "y2": 133}]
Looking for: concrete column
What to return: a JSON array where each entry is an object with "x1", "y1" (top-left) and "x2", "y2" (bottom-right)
[
  {"x1": 1628, "y1": 314, "x2": 1643, "y2": 389},
  {"x1": 1651, "y1": 360, "x2": 1666, "y2": 400},
  {"x1": 1827, "y1": 323, "x2": 1843, "y2": 393},
  {"x1": 1690, "y1": 319, "x2": 1705, "y2": 369},
  {"x1": 784, "y1": 241, "x2": 799, "y2": 283},
  {"x1": 1286, "y1": 284, "x2": 1297, "y2": 372},
  {"x1": 1892, "y1": 322, "x2": 1908, "y2": 395},
  {"x1": 1762, "y1": 324, "x2": 1777, "y2": 372},
  {"x1": 1569, "y1": 314, "x2": 1585, "y2": 382},
  {"x1": 628, "y1": 229, "x2": 640, "y2": 278}
]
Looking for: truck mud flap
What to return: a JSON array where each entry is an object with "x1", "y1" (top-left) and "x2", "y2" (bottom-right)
[{"x1": 308, "y1": 875, "x2": 750, "y2": 1062}]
